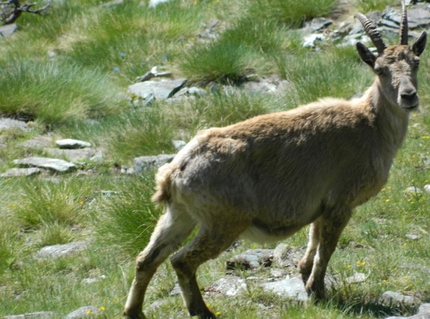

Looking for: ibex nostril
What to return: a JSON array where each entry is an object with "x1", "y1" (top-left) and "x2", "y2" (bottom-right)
[{"x1": 401, "y1": 91, "x2": 417, "y2": 102}]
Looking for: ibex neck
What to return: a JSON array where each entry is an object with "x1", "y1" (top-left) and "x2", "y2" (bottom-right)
[{"x1": 364, "y1": 80, "x2": 410, "y2": 149}]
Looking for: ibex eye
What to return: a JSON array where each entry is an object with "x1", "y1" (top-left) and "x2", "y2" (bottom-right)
[{"x1": 374, "y1": 66, "x2": 384, "y2": 75}]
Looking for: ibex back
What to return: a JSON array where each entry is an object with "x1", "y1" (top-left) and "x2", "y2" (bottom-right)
[{"x1": 124, "y1": 3, "x2": 427, "y2": 318}]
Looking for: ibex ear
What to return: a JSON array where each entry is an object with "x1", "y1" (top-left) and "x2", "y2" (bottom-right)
[
  {"x1": 412, "y1": 31, "x2": 427, "y2": 56},
  {"x1": 356, "y1": 42, "x2": 377, "y2": 69}
]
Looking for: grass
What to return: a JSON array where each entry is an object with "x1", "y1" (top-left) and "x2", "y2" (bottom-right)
[{"x1": 0, "y1": 0, "x2": 430, "y2": 318}]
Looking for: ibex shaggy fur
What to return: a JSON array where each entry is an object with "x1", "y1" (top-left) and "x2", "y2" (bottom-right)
[{"x1": 124, "y1": 4, "x2": 427, "y2": 319}]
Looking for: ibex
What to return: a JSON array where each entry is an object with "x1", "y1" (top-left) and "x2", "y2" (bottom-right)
[{"x1": 124, "y1": 3, "x2": 427, "y2": 318}]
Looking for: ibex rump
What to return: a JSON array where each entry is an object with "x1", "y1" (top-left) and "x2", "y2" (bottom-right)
[{"x1": 124, "y1": 4, "x2": 427, "y2": 318}]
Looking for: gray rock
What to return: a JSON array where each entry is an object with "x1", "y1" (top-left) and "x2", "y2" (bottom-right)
[
  {"x1": 65, "y1": 306, "x2": 101, "y2": 319},
  {"x1": 423, "y1": 184, "x2": 430, "y2": 193},
  {"x1": 55, "y1": 139, "x2": 91, "y2": 149},
  {"x1": 307, "y1": 17, "x2": 333, "y2": 32},
  {"x1": 4, "y1": 312, "x2": 54, "y2": 319},
  {"x1": 172, "y1": 140, "x2": 187, "y2": 150},
  {"x1": 261, "y1": 277, "x2": 309, "y2": 302},
  {"x1": 345, "y1": 271, "x2": 368, "y2": 284},
  {"x1": 133, "y1": 154, "x2": 175, "y2": 174},
  {"x1": 148, "y1": 0, "x2": 171, "y2": 7},
  {"x1": 385, "y1": 303, "x2": 430, "y2": 319},
  {"x1": 36, "y1": 241, "x2": 88, "y2": 259},
  {"x1": 1, "y1": 168, "x2": 41, "y2": 177},
  {"x1": 273, "y1": 244, "x2": 303, "y2": 268},
  {"x1": 101, "y1": 0, "x2": 123, "y2": 7},
  {"x1": 19, "y1": 136, "x2": 53, "y2": 149},
  {"x1": 405, "y1": 186, "x2": 422, "y2": 193},
  {"x1": 226, "y1": 249, "x2": 273, "y2": 271},
  {"x1": 43, "y1": 148, "x2": 97, "y2": 162},
  {"x1": 13, "y1": 157, "x2": 76, "y2": 173},
  {"x1": 0, "y1": 24, "x2": 18, "y2": 38},
  {"x1": 128, "y1": 78, "x2": 187, "y2": 101},
  {"x1": 303, "y1": 33, "x2": 325, "y2": 48},
  {"x1": 379, "y1": 291, "x2": 421, "y2": 308},
  {"x1": 206, "y1": 276, "x2": 247, "y2": 297},
  {"x1": 0, "y1": 118, "x2": 31, "y2": 132}
]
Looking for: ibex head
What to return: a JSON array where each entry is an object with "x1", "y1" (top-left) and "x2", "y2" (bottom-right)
[{"x1": 355, "y1": 2, "x2": 427, "y2": 112}]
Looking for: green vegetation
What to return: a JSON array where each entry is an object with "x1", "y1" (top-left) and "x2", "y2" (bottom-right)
[{"x1": 0, "y1": 0, "x2": 429, "y2": 318}]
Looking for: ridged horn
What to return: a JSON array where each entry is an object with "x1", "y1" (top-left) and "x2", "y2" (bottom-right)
[
  {"x1": 399, "y1": 1, "x2": 408, "y2": 45},
  {"x1": 355, "y1": 13, "x2": 387, "y2": 54}
]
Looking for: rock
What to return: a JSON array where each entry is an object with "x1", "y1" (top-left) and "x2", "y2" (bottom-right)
[
  {"x1": 261, "y1": 277, "x2": 309, "y2": 302},
  {"x1": 128, "y1": 78, "x2": 187, "y2": 102},
  {"x1": 226, "y1": 249, "x2": 273, "y2": 271},
  {"x1": 405, "y1": 186, "x2": 422, "y2": 193},
  {"x1": 65, "y1": 306, "x2": 101, "y2": 319},
  {"x1": 306, "y1": 17, "x2": 333, "y2": 32},
  {"x1": 205, "y1": 276, "x2": 247, "y2": 297},
  {"x1": 36, "y1": 241, "x2": 88, "y2": 259},
  {"x1": 384, "y1": 303, "x2": 430, "y2": 319},
  {"x1": 55, "y1": 139, "x2": 91, "y2": 149},
  {"x1": 133, "y1": 154, "x2": 175, "y2": 174},
  {"x1": 43, "y1": 148, "x2": 98, "y2": 162},
  {"x1": 273, "y1": 244, "x2": 303, "y2": 268},
  {"x1": 0, "y1": 24, "x2": 18, "y2": 38},
  {"x1": 19, "y1": 136, "x2": 53, "y2": 149},
  {"x1": 303, "y1": 33, "x2": 325, "y2": 48},
  {"x1": 381, "y1": 6, "x2": 430, "y2": 30},
  {"x1": 270, "y1": 268, "x2": 288, "y2": 278},
  {"x1": 101, "y1": 0, "x2": 124, "y2": 7},
  {"x1": 172, "y1": 140, "x2": 186, "y2": 150},
  {"x1": 148, "y1": 0, "x2": 171, "y2": 7},
  {"x1": 13, "y1": 157, "x2": 76, "y2": 173},
  {"x1": 346, "y1": 271, "x2": 368, "y2": 284},
  {"x1": 1, "y1": 168, "x2": 41, "y2": 177},
  {"x1": 405, "y1": 233, "x2": 421, "y2": 240},
  {"x1": 0, "y1": 118, "x2": 31, "y2": 132},
  {"x1": 423, "y1": 184, "x2": 430, "y2": 193},
  {"x1": 379, "y1": 291, "x2": 421, "y2": 308},
  {"x1": 4, "y1": 312, "x2": 54, "y2": 319}
]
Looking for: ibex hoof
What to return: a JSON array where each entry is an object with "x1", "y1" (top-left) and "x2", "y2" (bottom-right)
[{"x1": 123, "y1": 311, "x2": 146, "y2": 319}]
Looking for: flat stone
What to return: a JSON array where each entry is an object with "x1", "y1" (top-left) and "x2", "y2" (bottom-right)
[
  {"x1": 206, "y1": 276, "x2": 247, "y2": 297},
  {"x1": 36, "y1": 241, "x2": 88, "y2": 259},
  {"x1": 379, "y1": 291, "x2": 420, "y2": 308},
  {"x1": 261, "y1": 277, "x2": 309, "y2": 302},
  {"x1": 273, "y1": 244, "x2": 303, "y2": 268},
  {"x1": 226, "y1": 249, "x2": 273, "y2": 271},
  {"x1": 65, "y1": 306, "x2": 101, "y2": 319},
  {"x1": 0, "y1": 118, "x2": 31, "y2": 132},
  {"x1": 384, "y1": 303, "x2": 430, "y2": 319},
  {"x1": 128, "y1": 78, "x2": 187, "y2": 101},
  {"x1": 4, "y1": 312, "x2": 54, "y2": 319},
  {"x1": 346, "y1": 272, "x2": 368, "y2": 284},
  {"x1": 0, "y1": 24, "x2": 18, "y2": 38},
  {"x1": 133, "y1": 154, "x2": 175, "y2": 174},
  {"x1": 1, "y1": 168, "x2": 41, "y2": 177},
  {"x1": 13, "y1": 157, "x2": 76, "y2": 173},
  {"x1": 43, "y1": 148, "x2": 97, "y2": 162},
  {"x1": 55, "y1": 139, "x2": 91, "y2": 149},
  {"x1": 19, "y1": 136, "x2": 53, "y2": 149}
]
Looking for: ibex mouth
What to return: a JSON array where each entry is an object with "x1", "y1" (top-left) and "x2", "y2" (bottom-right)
[{"x1": 402, "y1": 103, "x2": 419, "y2": 112}]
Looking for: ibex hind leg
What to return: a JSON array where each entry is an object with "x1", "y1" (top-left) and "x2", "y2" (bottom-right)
[
  {"x1": 298, "y1": 220, "x2": 321, "y2": 285},
  {"x1": 124, "y1": 205, "x2": 197, "y2": 319},
  {"x1": 170, "y1": 218, "x2": 251, "y2": 319},
  {"x1": 304, "y1": 208, "x2": 352, "y2": 300}
]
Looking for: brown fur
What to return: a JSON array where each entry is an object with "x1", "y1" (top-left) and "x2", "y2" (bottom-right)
[{"x1": 124, "y1": 28, "x2": 427, "y2": 319}]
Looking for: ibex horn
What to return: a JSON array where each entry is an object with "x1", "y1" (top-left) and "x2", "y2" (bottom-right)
[
  {"x1": 399, "y1": 1, "x2": 408, "y2": 45},
  {"x1": 355, "y1": 13, "x2": 387, "y2": 54}
]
